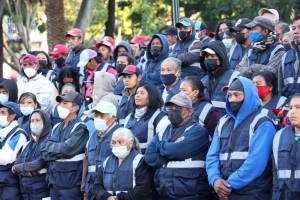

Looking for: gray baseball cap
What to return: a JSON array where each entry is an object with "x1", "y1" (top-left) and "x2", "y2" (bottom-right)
[
  {"x1": 245, "y1": 16, "x2": 275, "y2": 31},
  {"x1": 165, "y1": 93, "x2": 193, "y2": 108}
]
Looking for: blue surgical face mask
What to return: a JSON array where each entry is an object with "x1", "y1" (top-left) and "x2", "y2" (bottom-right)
[
  {"x1": 222, "y1": 39, "x2": 233, "y2": 50},
  {"x1": 249, "y1": 31, "x2": 264, "y2": 43},
  {"x1": 20, "y1": 106, "x2": 34, "y2": 116},
  {"x1": 0, "y1": 94, "x2": 9, "y2": 103}
]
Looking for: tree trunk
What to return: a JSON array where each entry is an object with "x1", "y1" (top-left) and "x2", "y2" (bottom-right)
[
  {"x1": 0, "y1": 1, "x2": 4, "y2": 78},
  {"x1": 45, "y1": 0, "x2": 66, "y2": 53},
  {"x1": 105, "y1": 0, "x2": 115, "y2": 37},
  {"x1": 74, "y1": 0, "x2": 95, "y2": 36}
]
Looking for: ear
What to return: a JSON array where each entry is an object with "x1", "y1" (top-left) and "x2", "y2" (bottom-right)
[
  {"x1": 8, "y1": 113, "x2": 16, "y2": 122},
  {"x1": 137, "y1": 74, "x2": 142, "y2": 82},
  {"x1": 176, "y1": 70, "x2": 182, "y2": 77},
  {"x1": 188, "y1": 108, "x2": 194, "y2": 116},
  {"x1": 35, "y1": 64, "x2": 40, "y2": 71},
  {"x1": 128, "y1": 140, "x2": 134, "y2": 150}
]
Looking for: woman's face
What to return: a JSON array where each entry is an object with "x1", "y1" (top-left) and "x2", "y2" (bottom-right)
[
  {"x1": 30, "y1": 112, "x2": 44, "y2": 124},
  {"x1": 135, "y1": 86, "x2": 150, "y2": 108},
  {"x1": 98, "y1": 45, "x2": 111, "y2": 60},
  {"x1": 289, "y1": 97, "x2": 300, "y2": 129},
  {"x1": 63, "y1": 77, "x2": 74, "y2": 84},
  {"x1": 36, "y1": 53, "x2": 47, "y2": 62},
  {"x1": 20, "y1": 96, "x2": 37, "y2": 108},
  {"x1": 180, "y1": 80, "x2": 199, "y2": 101},
  {"x1": 252, "y1": 75, "x2": 267, "y2": 86}
]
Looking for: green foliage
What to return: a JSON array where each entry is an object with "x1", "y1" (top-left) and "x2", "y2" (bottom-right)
[{"x1": 38, "y1": 22, "x2": 46, "y2": 33}]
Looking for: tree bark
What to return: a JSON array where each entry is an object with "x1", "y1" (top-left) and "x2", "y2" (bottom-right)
[
  {"x1": 0, "y1": 13, "x2": 4, "y2": 78},
  {"x1": 74, "y1": 0, "x2": 95, "y2": 36},
  {"x1": 45, "y1": 0, "x2": 66, "y2": 53},
  {"x1": 105, "y1": 0, "x2": 115, "y2": 37}
]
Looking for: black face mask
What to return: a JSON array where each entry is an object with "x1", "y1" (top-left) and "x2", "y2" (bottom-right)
[
  {"x1": 116, "y1": 64, "x2": 127, "y2": 74},
  {"x1": 218, "y1": 32, "x2": 224, "y2": 40},
  {"x1": 235, "y1": 33, "x2": 247, "y2": 44},
  {"x1": 282, "y1": 43, "x2": 291, "y2": 51},
  {"x1": 179, "y1": 31, "x2": 191, "y2": 41},
  {"x1": 150, "y1": 46, "x2": 162, "y2": 57},
  {"x1": 38, "y1": 60, "x2": 48, "y2": 74},
  {"x1": 229, "y1": 101, "x2": 243, "y2": 114},
  {"x1": 205, "y1": 59, "x2": 220, "y2": 72},
  {"x1": 55, "y1": 57, "x2": 65, "y2": 67},
  {"x1": 168, "y1": 110, "x2": 184, "y2": 126}
]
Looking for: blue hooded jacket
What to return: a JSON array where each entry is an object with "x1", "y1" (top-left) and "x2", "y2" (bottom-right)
[
  {"x1": 206, "y1": 76, "x2": 276, "y2": 189},
  {"x1": 142, "y1": 34, "x2": 169, "y2": 88},
  {"x1": 113, "y1": 41, "x2": 134, "y2": 62}
]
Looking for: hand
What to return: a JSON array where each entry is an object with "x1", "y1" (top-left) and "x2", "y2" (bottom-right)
[
  {"x1": 11, "y1": 166, "x2": 17, "y2": 174},
  {"x1": 175, "y1": 136, "x2": 185, "y2": 143},
  {"x1": 107, "y1": 196, "x2": 117, "y2": 200},
  {"x1": 213, "y1": 178, "x2": 231, "y2": 198}
]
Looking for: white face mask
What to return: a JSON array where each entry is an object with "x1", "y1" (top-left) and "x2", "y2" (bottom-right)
[
  {"x1": 24, "y1": 67, "x2": 37, "y2": 78},
  {"x1": 0, "y1": 115, "x2": 10, "y2": 127},
  {"x1": 30, "y1": 123, "x2": 44, "y2": 136},
  {"x1": 57, "y1": 105, "x2": 70, "y2": 119},
  {"x1": 112, "y1": 145, "x2": 130, "y2": 158},
  {"x1": 0, "y1": 94, "x2": 9, "y2": 103},
  {"x1": 195, "y1": 33, "x2": 200, "y2": 40},
  {"x1": 94, "y1": 118, "x2": 108, "y2": 132},
  {"x1": 20, "y1": 106, "x2": 35, "y2": 116}
]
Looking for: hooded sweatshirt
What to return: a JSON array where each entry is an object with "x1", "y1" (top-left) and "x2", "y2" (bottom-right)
[
  {"x1": 206, "y1": 76, "x2": 276, "y2": 190},
  {"x1": 0, "y1": 80, "x2": 18, "y2": 102},
  {"x1": 143, "y1": 34, "x2": 169, "y2": 91},
  {"x1": 92, "y1": 70, "x2": 118, "y2": 109},
  {"x1": 113, "y1": 41, "x2": 133, "y2": 62}
]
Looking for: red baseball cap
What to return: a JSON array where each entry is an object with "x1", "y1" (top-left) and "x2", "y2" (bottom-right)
[
  {"x1": 95, "y1": 41, "x2": 114, "y2": 52},
  {"x1": 208, "y1": 32, "x2": 215, "y2": 38},
  {"x1": 101, "y1": 36, "x2": 115, "y2": 46},
  {"x1": 65, "y1": 28, "x2": 83, "y2": 37},
  {"x1": 119, "y1": 65, "x2": 142, "y2": 76},
  {"x1": 22, "y1": 54, "x2": 39, "y2": 64},
  {"x1": 130, "y1": 36, "x2": 146, "y2": 44},
  {"x1": 49, "y1": 44, "x2": 69, "y2": 56}
]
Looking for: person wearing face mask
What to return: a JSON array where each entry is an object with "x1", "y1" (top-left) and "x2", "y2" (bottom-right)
[
  {"x1": 222, "y1": 30, "x2": 236, "y2": 56},
  {"x1": 252, "y1": 71, "x2": 287, "y2": 109},
  {"x1": 236, "y1": 16, "x2": 285, "y2": 79},
  {"x1": 0, "y1": 79, "x2": 18, "y2": 103},
  {"x1": 17, "y1": 54, "x2": 54, "y2": 113},
  {"x1": 145, "y1": 93, "x2": 214, "y2": 199},
  {"x1": 142, "y1": 34, "x2": 169, "y2": 93},
  {"x1": 228, "y1": 18, "x2": 252, "y2": 70},
  {"x1": 200, "y1": 40, "x2": 242, "y2": 116},
  {"x1": 18, "y1": 92, "x2": 40, "y2": 133},
  {"x1": 49, "y1": 44, "x2": 69, "y2": 76},
  {"x1": 112, "y1": 41, "x2": 134, "y2": 64},
  {"x1": 194, "y1": 20, "x2": 211, "y2": 45},
  {"x1": 214, "y1": 19, "x2": 235, "y2": 41},
  {"x1": 0, "y1": 101, "x2": 28, "y2": 200},
  {"x1": 35, "y1": 51, "x2": 56, "y2": 81},
  {"x1": 160, "y1": 57, "x2": 182, "y2": 102},
  {"x1": 180, "y1": 76, "x2": 222, "y2": 138},
  {"x1": 123, "y1": 82, "x2": 170, "y2": 154},
  {"x1": 93, "y1": 128, "x2": 152, "y2": 200},
  {"x1": 171, "y1": 18, "x2": 205, "y2": 79},
  {"x1": 281, "y1": 31, "x2": 294, "y2": 51},
  {"x1": 162, "y1": 26, "x2": 178, "y2": 53},
  {"x1": 113, "y1": 52, "x2": 135, "y2": 97},
  {"x1": 279, "y1": 14, "x2": 300, "y2": 99},
  {"x1": 206, "y1": 77, "x2": 276, "y2": 200},
  {"x1": 40, "y1": 91, "x2": 89, "y2": 199},
  {"x1": 81, "y1": 101, "x2": 121, "y2": 200},
  {"x1": 12, "y1": 109, "x2": 51, "y2": 199}
]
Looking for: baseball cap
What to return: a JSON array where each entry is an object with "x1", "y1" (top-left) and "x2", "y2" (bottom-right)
[
  {"x1": 245, "y1": 16, "x2": 275, "y2": 31},
  {"x1": 101, "y1": 36, "x2": 115, "y2": 46},
  {"x1": 22, "y1": 54, "x2": 39, "y2": 64},
  {"x1": 90, "y1": 101, "x2": 117, "y2": 116},
  {"x1": 0, "y1": 101, "x2": 21, "y2": 118},
  {"x1": 194, "y1": 20, "x2": 208, "y2": 30},
  {"x1": 230, "y1": 18, "x2": 252, "y2": 32},
  {"x1": 49, "y1": 44, "x2": 68, "y2": 56},
  {"x1": 119, "y1": 65, "x2": 142, "y2": 76},
  {"x1": 95, "y1": 41, "x2": 114, "y2": 52},
  {"x1": 56, "y1": 90, "x2": 84, "y2": 107},
  {"x1": 77, "y1": 49, "x2": 98, "y2": 68},
  {"x1": 258, "y1": 8, "x2": 279, "y2": 21},
  {"x1": 208, "y1": 32, "x2": 215, "y2": 38},
  {"x1": 65, "y1": 28, "x2": 83, "y2": 37},
  {"x1": 162, "y1": 26, "x2": 178, "y2": 35},
  {"x1": 200, "y1": 48, "x2": 216, "y2": 57},
  {"x1": 130, "y1": 36, "x2": 147, "y2": 44},
  {"x1": 165, "y1": 93, "x2": 193, "y2": 108},
  {"x1": 176, "y1": 18, "x2": 191, "y2": 28}
]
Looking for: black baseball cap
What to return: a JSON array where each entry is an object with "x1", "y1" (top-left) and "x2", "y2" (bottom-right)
[
  {"x1": 162, "y1": 26, "x2": 178, "y2": 36},
  {"x1": 230, "y1": 18, "x2": 252, "y2": 32},
  {"x1": 56, "y1": 90, "x2": 84, "y2": 107}
]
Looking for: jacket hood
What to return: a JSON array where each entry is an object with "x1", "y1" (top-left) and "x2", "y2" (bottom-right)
[
  {"x1": 178, "y1": 17, "x2": 196, "y2": 40},
  {"x1": 199, "y1": 40, "x2": 229, "y2": 74},
  {"x1": 225, "y1": 76, "x2": 262, "y2": 128},
  {"x1": 92, "y1": 70, "x2": 116, "y2": 107},
  {"x1": 0, "y1": 80, "x2": 18, "y2": 102},
  {"x1": 146, "y1": 34, "x2": 169, "y2": 61},
  {"x1": 113, "y1": 41, "x2": 133, "y2": 61},
  {"x1": 29, "y1": 109, "x2": 52, "y2": 141}
]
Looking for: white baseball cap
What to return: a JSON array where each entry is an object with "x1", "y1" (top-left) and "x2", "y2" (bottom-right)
[
  {"x1": 77, "y1": 49, "x2": 97, "y2": 68},
  {"x1": 258, "y1": 8, "x2": 279, "y2": 21}
]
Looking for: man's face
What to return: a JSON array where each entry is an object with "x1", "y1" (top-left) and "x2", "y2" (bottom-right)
[
  {"x1": 67, "y1": 36, "x2": 83, "y2": 50},
  {"x1": 151, "y1": 37, "x2": 162, "y2": 47},
  {"x1": 61, "y1": 85, "x2": 75, "y2": 95},
  {"x1": 0, "y1": 87, "x2": 8, "y2": 95},
  {"x1": 251, "y1": 25, "x2": 269, "y2": 39},
  {"x1": 179, "y1": 25, "x2": 191, "y2": 32},
  {"x1": 161, "y1": 60, "x2": 177, "y2": 75},
  {"x1": 227, "y1": 90, "x2": 245, "y2": 102},
  {"x1": 116, "y1": 56, "x2": 129, "y2": 65},
  {"x1": 0, "y1": 107, "x2": 15, "y2": 123},
  {"x1": 165, "y1": 34, "x2": 177, "y2": 46},
  {"x1": 117, "y1": 46, "x2": 127, "y2": 54},
  {"x1": 262, "y1": 12, "x2": 278, "y2": 22},
  {"x1": 205, "y1": 53, "x2": 221, "y2": 66},
  {"x1": 167, "y1": 103, "x2": 193, "y2": 126},
  {"x1": 292, "y1": 19, "x2": 300, "y2": 45},
  {"x1": 123, "y1": 74, "x2": 142, "y2": 89}
]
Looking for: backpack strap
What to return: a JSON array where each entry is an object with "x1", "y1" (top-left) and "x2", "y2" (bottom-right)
[{"x1": 153, "y1": 110, "x2": 167, "y2": 132}]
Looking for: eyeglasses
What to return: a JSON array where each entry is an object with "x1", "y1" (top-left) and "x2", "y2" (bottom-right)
[{"x1": 165, "y1": 106, "x2": 188, "y2": 111}]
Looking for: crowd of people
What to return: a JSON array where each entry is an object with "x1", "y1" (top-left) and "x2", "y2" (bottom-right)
[{"x1": 1, "y1": 7, "x2": 300, "y2": 200}]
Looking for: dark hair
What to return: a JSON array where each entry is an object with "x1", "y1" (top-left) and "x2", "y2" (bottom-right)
[
  {"x1": 19, "y1": 92, "x2": 41, "y2": 108},
  {"x1": 214, "y1": 19, "x2": 235, "y2": 40},
  {"x1": 34, "y1": 51, "x2": 53, "y2": 71},
  {"x1": 57, "y1": 68, "x2": 80, "y2": 93},
  {"x1": 183, "y1": 76, "x2": 205, "y2": 98},
  {"x1": 224, "y1": 29, "x2": 235, "y2": 39},
  {"x1": 117, "y1": 52, "x2": 135, "y2": 65},
  {"x1": 132, "y1": 82, "x2": 164, "y2": 120},
  {"x1": 275, "y1": 22, "x2": 290, "y2": 33},
  {"x1": 88, "y1": 47, "x2": 103, "y2": 63},
  {"x1": 252, "y1": 71, "x2": 278, "y2": 95},
  {"x1": 293, "y1": 14, "x2": 300, "y2": 23},
  {"x1": 7, "y1": 108, "x2": 17, "y2": 120}
]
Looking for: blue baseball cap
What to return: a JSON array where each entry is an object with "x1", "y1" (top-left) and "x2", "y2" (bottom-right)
[
  {"x1": 176, "y1": 19, "x2": 191, "y2": 28},
  {"x1": 194, "y1": 20, "x2": 208, "y2": 30},
  {"x1": 0, "y1": 101, "x2": 21, "y2": 118}
]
